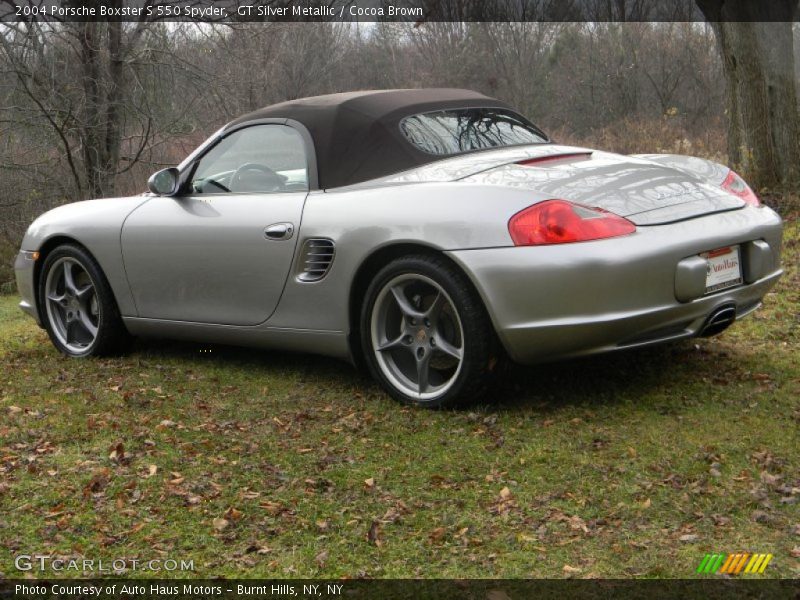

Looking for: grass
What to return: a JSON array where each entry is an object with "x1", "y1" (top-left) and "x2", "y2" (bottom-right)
[{"x1": 0, "y1": 220, "x2": 797, "y2": 580}]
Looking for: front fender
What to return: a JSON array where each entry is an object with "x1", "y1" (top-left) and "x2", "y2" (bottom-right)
[{"x1": 20, "y1": 196, "x2": 151, "y2": 318}]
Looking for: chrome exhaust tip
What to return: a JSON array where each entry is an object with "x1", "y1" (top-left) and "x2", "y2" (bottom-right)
[{"x1": 699, "y1": 304, "x2": 737, "y2": 337}]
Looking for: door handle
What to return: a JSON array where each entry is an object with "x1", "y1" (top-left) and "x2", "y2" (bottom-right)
[{"x1": 264, "y1": 222, "x2": 294, "y2": 241}]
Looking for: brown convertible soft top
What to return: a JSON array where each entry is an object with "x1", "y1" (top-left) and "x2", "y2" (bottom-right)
[{"x1": 227, "y1": 88, "x2": 518, "y2": 189}]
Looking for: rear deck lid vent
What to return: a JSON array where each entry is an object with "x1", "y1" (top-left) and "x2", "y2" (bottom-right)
[{"x1": 298, "y1": 238, "x2": 335, "y2": 282}]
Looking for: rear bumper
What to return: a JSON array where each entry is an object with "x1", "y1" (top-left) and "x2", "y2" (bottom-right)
[{"x1": 447, "y1": 206, "x2": 783, "y2": 364}]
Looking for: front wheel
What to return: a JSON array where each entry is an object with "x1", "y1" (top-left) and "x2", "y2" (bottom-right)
[
  {"x1": 39, "y1": 244, "x2": 131, "y2": 357},
  {"x1": 360, "y1": 255, "x2": 495, "y2": 408}
]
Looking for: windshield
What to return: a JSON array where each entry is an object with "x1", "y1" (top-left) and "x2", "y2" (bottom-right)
[{"x1": 399, "y1": 108, "x2": 548, "y2": 156}]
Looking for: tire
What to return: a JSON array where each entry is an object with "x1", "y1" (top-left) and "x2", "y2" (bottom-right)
[
  {"x1": 38, "y1": 244, "x2": 131, "y2": 357},
  {"x1": 360, "y1": 254, "x2": 495, "y2": 408}
]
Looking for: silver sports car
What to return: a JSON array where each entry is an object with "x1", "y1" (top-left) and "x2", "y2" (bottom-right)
[{"x1": 14, "y1": 89, "x2": 783, "y2": 407}]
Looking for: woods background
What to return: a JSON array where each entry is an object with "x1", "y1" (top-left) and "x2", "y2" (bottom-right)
[{"x1": 1, "y1": 19, "x2": 799, "y2": 291}]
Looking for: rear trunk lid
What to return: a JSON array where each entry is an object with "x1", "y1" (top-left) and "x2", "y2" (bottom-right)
[
  {"x1": 457, "y1": 145, "x2": 743, "y2": 225},
  {"x1": 357, "y1": 144, "x2": 743, "y2": 225}
]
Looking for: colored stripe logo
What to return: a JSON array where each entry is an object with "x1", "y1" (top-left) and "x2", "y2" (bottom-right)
[{"x1": 696, "y1": 553, "x2": 773, "y2": 575}]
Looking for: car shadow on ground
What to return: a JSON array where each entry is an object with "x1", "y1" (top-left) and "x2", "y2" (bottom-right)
[
  {"x1": 127, "y1": 335, "x2": 709, "y2": 414},
  {"x1": 489, "y1": 342, "x2": 704, "y2": 413}
]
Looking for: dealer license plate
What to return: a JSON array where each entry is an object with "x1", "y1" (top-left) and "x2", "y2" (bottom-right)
[{"x1": 702, "y1": 245, "x2": 742, "y2": 293}]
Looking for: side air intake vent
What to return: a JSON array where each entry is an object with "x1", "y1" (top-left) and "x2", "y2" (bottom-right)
[{"x1": 298, "y1": 238, "x2": 335, "y2": 282}]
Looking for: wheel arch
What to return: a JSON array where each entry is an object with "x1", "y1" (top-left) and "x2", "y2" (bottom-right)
[
  {"x1": 347, "y1": 242, "x2": 498, "y2": 368},
  {"x1": 34, "y1": 236, "x2": 122, "y2": 324}
]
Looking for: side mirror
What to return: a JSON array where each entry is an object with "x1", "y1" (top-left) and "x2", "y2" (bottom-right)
[{"x1": 147, "y1": 167, "x2": 180, "y2": 196}]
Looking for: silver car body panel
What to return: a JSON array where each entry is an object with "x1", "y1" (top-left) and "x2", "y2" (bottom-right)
[
  {"x1": 15, "y1": 142, "x2": 783, "y2": 365},
  {"x1": 120, "y1": 192, "x2": 307, "y2": 325},
  {"x1": 460, "y1": 150, "x2": 745, "y2": 225},
  {"x1": 17, "y1": 195, "x2": 151, "y2": 322},
  {"x1": 447, "y1": 206, "x2": 782, "y2": 363}
]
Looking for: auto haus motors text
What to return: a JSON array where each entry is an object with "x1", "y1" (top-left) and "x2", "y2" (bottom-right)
[{"x1": 15, "y1": 584, "x2": 224, "y2": 597}]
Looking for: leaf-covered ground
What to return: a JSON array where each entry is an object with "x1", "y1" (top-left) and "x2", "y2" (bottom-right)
[{"x1": 0, "y1": 220, "x2": 797, "y2": 579}]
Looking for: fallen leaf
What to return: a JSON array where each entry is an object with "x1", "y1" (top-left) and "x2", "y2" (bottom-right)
[
  {"x1": 499, "y1": 487, "x2": 512, "y2": 500},
  {"x1": 224, "y1": 507, "x2": 243, "y2": 521},
  {"x1": 760, "y1": 472, "x2": 782, "y2": 486},
  {"x1": 315, "y1": 550, "x2": 328, "y2": 567},
  {"x1": 568, "y1": 515, "x2": 589, "y2": 533},
  {"x1": 679, "y1": 534, "x2": 698, "y2": 543},
  {"x1": 381, "y1": 506, "x2": 404, "y2": 524},
  {"x1": 83, "y1": 468, "x2": 111, "y2": 498},
  {"x1": 212, "y1": 518, "x2": 229, "y2": 532},
  {"x1": 367, "y1": 520, "x2": 381, "y2": 546},
  {"x1": 711, "y1": 514, "x2": 730, "y2": 526},
  {"x1": 429, "y1": 527, "x2": 446, "y2": 542},
  {"x1": 562, "y1": 564, "x2": 582, "y2": 573},
  {"x1": 751, "y1": 510, "x2": 771, "y2": 523},
  {"x1": 109, "y1": 442, "x2": 125, "y2": 463},
  {"x1": 364, "y1": 477, "x2": 375, "y2": 488},
  {"x1": 641, "y1": 498, "x2": 652, "y2": 509},
  {"x1": 259, "y1": 501, "x2": 283, "y2": 515}
]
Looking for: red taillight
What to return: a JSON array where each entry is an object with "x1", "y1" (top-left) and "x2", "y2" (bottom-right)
[
  {"x1": 508, "y1": 199, "x2": 636, "y2": 246},
  {"x1": 721, "y1": 169, "x2": 760, "y2": 207}
]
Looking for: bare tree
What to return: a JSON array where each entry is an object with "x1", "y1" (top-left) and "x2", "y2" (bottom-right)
[
  {"x1": 696, "y1": 0, "x2": 800, "y2": 189},
  {"x1": 0, "y1": 17, "x2": 205, "y2": 199}
]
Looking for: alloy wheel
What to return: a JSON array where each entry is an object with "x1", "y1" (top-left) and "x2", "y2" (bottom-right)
[
  {"x1": 44, "y1": 257, "x2": 100, "y2": 354},
  {"x1": 370, "y1": 273, "x2": 464, "y2": 400}
]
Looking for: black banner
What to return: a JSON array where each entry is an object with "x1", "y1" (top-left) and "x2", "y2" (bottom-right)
[
  {"x1": 1, "y1": 579, "x2": 799, "y2": 600},
  {"x1": 1, "y1": 0, "x2": 799, "y2": 23}
]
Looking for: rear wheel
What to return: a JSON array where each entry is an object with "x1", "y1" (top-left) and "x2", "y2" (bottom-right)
[
  {"x1": 360, "y1": 255, "x2": 495, "y2": 408},
  {"x1": 39, "y1": 244, "x2": 131, "y2": 357}
]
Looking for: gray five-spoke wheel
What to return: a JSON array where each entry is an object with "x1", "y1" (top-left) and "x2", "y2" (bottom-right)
[
  {"x1": 370, "y1": 273, "x2": 464, "y2": 400},
  {"x1": 44, "y1": 257, "x2": 100, "y2": 354}
]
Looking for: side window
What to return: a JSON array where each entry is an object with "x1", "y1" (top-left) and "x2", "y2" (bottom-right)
[{"x1": 190, "y1": 125, "x2": 308, "y2": 194}]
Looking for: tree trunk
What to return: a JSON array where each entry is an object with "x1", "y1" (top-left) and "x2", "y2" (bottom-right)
[
  {"x1": 80, "y1": 21, "x2": 104, "y2": 198},
  {"x1": 103, "y1": 18, "x2": 123, "y2": 193},
  {"x1": 78, "y1": 18, "x2": 124, "y2": 198},
  {"x1": 758, "y1": 20, "x2": 800, "y2": 186},
  {"x1": 697, "y1": 0, "x2": 800, "y2": 190}
]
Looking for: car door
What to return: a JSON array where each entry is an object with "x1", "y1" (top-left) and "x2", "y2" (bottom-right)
[{"x1": 121, "y1": 124, "x2": 309, "y2": 326}]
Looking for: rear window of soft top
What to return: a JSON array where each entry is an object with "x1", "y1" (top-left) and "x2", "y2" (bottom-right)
[{"x1": 399, "y1": 107, "x2": 548, "y2": 156}]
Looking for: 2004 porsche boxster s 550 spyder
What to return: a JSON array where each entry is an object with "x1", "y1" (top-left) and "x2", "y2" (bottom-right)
[{"x1": 15, "y1": 88, "x2": 783, "y2": 407}]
